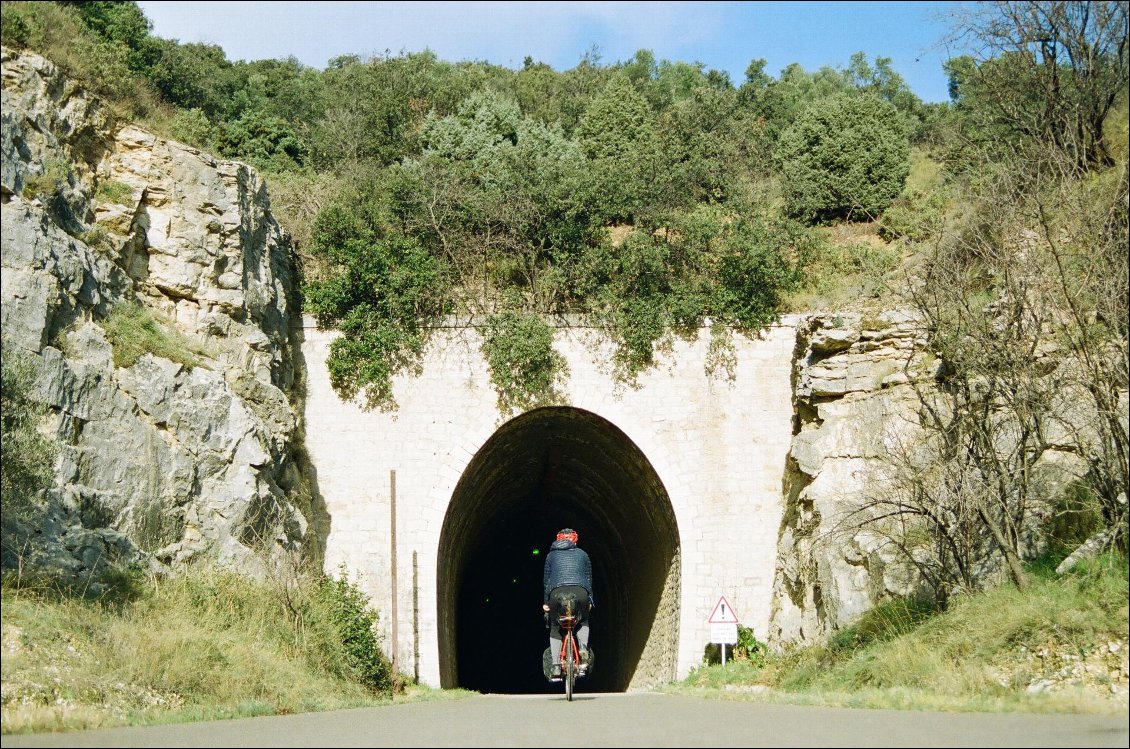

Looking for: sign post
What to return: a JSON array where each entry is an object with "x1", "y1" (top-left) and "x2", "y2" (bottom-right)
[{"x1": 708, "y1": 595, "x2": 740, "y2": 666}]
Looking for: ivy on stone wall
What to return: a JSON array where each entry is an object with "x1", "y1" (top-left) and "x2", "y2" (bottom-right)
[{"x1": 481, "y1": 311, "x2": 568, "y2": 416}]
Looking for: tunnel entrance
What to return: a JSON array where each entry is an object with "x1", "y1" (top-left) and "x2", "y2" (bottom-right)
[{"x1": 437, "y1": 407, "x2": 680, "y2": 694}]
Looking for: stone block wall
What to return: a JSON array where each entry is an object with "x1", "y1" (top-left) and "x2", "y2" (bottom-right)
[{"x1": 301, "y1": 317, "x2": 798, "y2": 686}]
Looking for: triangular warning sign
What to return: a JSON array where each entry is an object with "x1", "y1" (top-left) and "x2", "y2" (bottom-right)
[{"x1": 708, "y1": 595, "x2": 739, "y2": 623}]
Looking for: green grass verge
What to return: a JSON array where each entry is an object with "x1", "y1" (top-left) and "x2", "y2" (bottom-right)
[
  {"x1": 0, "y1": 567, "x2": 466, "y2": 735},
  {"x1": 665, "y1": 554, "x2": 1128, "y2": 714},
  {"x1": 3, "y1": 556, "x2": 1124, "y2": 734}
]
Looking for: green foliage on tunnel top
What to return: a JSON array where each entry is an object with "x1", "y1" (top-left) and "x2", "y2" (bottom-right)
[
  {"x1": 670, "y1": 553, "x2": 1130, "y2": 713},
  {"x1": 6, "y1": 1, "x2": 1129, "y2": 412},
  {"x1": 0, "y1": 0, "x2": 935, "y2": 411},
  {"x1": 0, "y1": 565, "x2": 463, "y2": 735}
]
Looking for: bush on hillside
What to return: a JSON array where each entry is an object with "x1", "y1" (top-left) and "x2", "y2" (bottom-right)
[
  {"x1": 315, "y1": 569, "x2": 394, "y2": 694},
  {"x1": 776, "y1": 93, "x2": 910, "y2": 223}
]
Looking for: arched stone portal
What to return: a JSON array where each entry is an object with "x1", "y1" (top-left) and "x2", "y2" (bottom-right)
[
  {"x1": 304, "y1": 319, "x2": 798, "y2": 687},
  {"x1": 436, "y1": 407, "x2": 680, "y2": 693}
]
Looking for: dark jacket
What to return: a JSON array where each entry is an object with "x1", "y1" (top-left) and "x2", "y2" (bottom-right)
[{"x1": 542, "y1": 538, "x2": 593, "y2": 605}]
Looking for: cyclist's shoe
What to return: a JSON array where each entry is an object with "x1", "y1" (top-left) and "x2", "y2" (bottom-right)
[
  {"x1": 551, "y1": 662, "x2": 562, "y2": 678},
  {"x1": 578, "y1": 648, "x2": 590, "y2": 676}
]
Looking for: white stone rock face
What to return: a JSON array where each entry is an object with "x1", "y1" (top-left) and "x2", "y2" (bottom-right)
[
  {"x1": 1, "y1": 47, "x2": 310, "y2": 579},
  {"x1": 769, "y1": 312, "x2": 933, "y2": 645}
]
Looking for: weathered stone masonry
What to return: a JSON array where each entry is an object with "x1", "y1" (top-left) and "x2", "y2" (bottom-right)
[{"x1": 301, "y1": 319, "x2": 798, "y2": 689}]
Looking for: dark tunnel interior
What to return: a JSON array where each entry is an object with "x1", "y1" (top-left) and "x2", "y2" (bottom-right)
[{"x1": 437, "y1": 407, "x2": 681, "y2": 694}]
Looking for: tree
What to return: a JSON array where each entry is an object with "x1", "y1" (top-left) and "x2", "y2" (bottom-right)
[
  {"x1": 61, "y1": 0, "x2": 154, "y2": 72},
  {"x1": 508, "y1": 58, "x2": 567, "y2": 126},
  {"x1": 549, "y1": 47, "x2": 615, "y2": 136},
  {"x1": 303, "y1": 224, "x2": 451, "y2": 410},
  {"x1": 656, "y1": 84, "x2": 752, "y2": 208},
  {"x1": 576, "y1": 203, "x2": 804, "y2": 379},
  {"x1": 230, "y1": 58, "x2": 326, "y2": 129},
  {"x1": 845, "y1": 52, "x2": 926, "y2": 139},
  {"x1": 945, "y1": 0, "x2": 1129, "y2": 170},
  {"x1": 219, "y1": 109, "x2": 307, "y2": 172},
  {"x1": 144, "y1": 38, "x2": 236, "y2": 117},
  {"x1": 575, "y1": 75, "x2": 661, "y2": 223},
  {"x1": 307, "y1": 50, "x2": 479, "y2": 168},
  {"x1": 409, "y1": 92, "x2": 595, "y2": 312},
  {"x1": 419, "y1": 89, "x2": 521, "y2": 164},
  {"x1": 740, "y1": 62, "x2": 855, "y2": 146},
  {"x1": 776, "y1": 93, "x2": 910, "y2": 223}
]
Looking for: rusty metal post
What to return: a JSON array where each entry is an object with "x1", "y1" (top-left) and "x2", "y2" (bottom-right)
[
  {"x1": 413, "y1": 550, "x2": 420, "y2": 683},
  {"x1": 390, "y1": 470, "x2": 398, "y2": 675}
]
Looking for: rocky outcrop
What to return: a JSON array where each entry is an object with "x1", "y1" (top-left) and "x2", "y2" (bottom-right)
[
  {"x1": 768, "y1": 311, "x2": 938, "y2": 644},
  {"x1": 1, "y1": 47, "x2": 317, "y2": 580},
  {"x1": 767, "y1": 308, "x2": 1106, "y2": 647}
]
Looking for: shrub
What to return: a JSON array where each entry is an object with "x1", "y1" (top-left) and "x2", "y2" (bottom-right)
[
  {"x1": 315, "y1": 570, "x2": 394, "y2": 695},
  {"x1": 79, "y1": 224, "x2": 114, "y2": 252},
  {"x1": 304, "y1": 226, "x2": 449, "y2": 410},
  {"x1": 219, "y1": 109, "x2": 306, "y2": 172},
  {"x1": 169, "y1": 107, "x2": 217, "y2": 150},
  {"x1": 23, "y1": 158, "x2": 72, "y2": 202},
  {"x1": 0, "y1": 348, "x2": 58, "y2": 519},
  {"x1": 733, "y1": 625, "x2": 769, "y2": 666},
  {"x1": 0, "y1": 3, "x2": 32, "y2": 47},
  {"x1": 777, "y1": 93, "x2": 910, "y2": 223},
  {"x1": 481, "y1": 310, "x2": 567, "y2": 415},
  {"x1": 879, "y1": 188, "x2": 946, "y2": 242},
  {"x1": 94, "y1": 179, "x2": 133, "y2": 205},
  {"x1": 575, "y1": 75, "x2": 661, "y2": 223}
]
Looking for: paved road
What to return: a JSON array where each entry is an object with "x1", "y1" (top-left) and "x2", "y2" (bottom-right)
[{"x1": 2, "y1": 693, "x2": 1127, "y2": 748}]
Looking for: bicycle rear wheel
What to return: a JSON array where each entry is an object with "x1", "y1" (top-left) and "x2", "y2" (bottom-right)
[{"x1": 564, "y1": 635, "x2": 576, "y2": 701}]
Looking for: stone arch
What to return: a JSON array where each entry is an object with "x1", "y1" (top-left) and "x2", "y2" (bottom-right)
[{"x1": 436, "y1": 406, "x2": 681, "y2": 693}]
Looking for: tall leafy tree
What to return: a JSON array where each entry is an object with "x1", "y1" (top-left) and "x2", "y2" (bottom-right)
[
  {"x1": 776, "y1": 93, "x2": 910, "y2": 223},
  {"x1": 575, "y1": 75, "x2": 661, "y2": 223}
]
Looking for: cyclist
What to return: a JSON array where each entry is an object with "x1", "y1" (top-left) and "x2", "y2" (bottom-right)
[{"x1": 542, "y1": 527, "x2": 593, "y2": 676}]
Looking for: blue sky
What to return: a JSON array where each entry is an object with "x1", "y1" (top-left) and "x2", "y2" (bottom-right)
[{"x1": 137, "y1": 1, "x2": 964, "y2": 103}]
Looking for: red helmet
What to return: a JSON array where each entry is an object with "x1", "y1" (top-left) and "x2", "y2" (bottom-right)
[{"x1": 556, "y1": 528, "x2": 578, "y2": 544}]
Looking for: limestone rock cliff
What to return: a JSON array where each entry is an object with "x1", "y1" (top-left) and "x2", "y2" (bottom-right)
[
  {"x1": 768, "y1": 311, "x2": 937, "y2": 643},
  {"x1": 1, "y1": 47, "x2": 317, "y2": 580},
  {"x1": 767, "y1": 307, "x2": 1101, "y2": 646}
]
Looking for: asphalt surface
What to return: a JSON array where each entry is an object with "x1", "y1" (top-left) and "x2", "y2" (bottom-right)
[{"x1": 1, "y1": 692, "x2": 1127, "y2": 748}]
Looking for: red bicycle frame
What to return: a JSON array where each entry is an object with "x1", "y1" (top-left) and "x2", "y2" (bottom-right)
[{"x1": 557, "y1": 611, "x2": 581, "y2": 700}]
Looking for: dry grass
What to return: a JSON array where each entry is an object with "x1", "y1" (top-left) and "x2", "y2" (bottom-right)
[
  {"x1": 667, "y1": 556, "x2": 1129, "y2": 714},
  {"x1": 1, "y1": 567, "x2": 427, "y2": 735},
  {"x1": 784, "y1": 221, "x2": 906, "y2": 312},
  {"x1": 99, "y1": 303, "x2": 209, "y2": 370}
]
